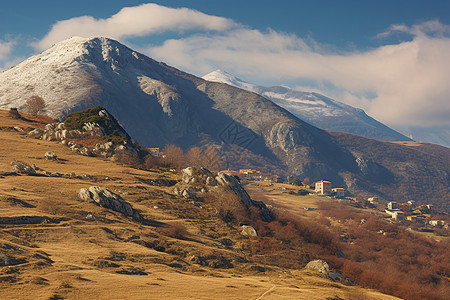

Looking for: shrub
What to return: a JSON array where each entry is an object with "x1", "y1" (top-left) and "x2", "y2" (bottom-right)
[
  {"x1": 163, "y1": 222, "x2": 188, "y2": 239},
  {"x1": 9, "y1": 108, "x2": 21, "y2": 119}
]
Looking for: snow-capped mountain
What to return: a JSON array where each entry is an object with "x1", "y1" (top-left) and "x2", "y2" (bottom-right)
[{"x1": 203, "y1": 70, "x2": 412, "y2": 142}]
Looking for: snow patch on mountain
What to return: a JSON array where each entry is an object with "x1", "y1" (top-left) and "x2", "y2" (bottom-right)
[{"x1": 203, "y1": 70, "x2": 412, "y2": 142}]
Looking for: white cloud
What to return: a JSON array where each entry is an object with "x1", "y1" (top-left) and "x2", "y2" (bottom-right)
[
  {"x1": 33, "y1": 4, "x2": 450, "y2": 129},
  {"x1": 36, "y1": 3, "x2": 237, "y2": 50},
  {"x1": 0, "y1": 39, "x2": 15, "y2": 61},
  {"x1": 148, "y1": 22, "x2": 450, "y2": 128},
  {"x1": 0, "y1": 38, "x2": 17, "y2": 71}
]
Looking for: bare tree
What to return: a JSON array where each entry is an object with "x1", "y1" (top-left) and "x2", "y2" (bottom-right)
[
  {"x1": 186, "y1": 146, "x2": 203, "y2": 168},
  {"x1": 162, "y1": 144, "x2": 185, "y2": 169},
  {"x1": 23, "y1": 95, "x2": 45, "y2": 115}
]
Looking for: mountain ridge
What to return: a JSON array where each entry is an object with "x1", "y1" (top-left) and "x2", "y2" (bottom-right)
[
  {"x1": 0, "y1": 37, "x2": 448, "y2": 210},
  {"x1": 203, "y1": 69, "x2": 412, "y2": 142}
]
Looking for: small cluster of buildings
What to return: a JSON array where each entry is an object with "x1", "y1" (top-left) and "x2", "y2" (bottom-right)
[{"x1": 385, "y1": 201, "x2": 447, "y2": 228}]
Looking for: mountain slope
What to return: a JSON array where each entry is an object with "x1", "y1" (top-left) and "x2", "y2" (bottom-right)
[
  {"x1": 0, "y1": 37, "x2": 448, "y2": 210},
  {"x1": 203, "y1": 70, "x2": 412, "y2": 142}
]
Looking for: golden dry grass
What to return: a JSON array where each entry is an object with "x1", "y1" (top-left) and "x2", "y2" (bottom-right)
[{"x1": 0, "y1": 110, "x2": 399, "y2": 299}]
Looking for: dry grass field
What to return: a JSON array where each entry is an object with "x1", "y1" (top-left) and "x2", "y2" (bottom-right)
[{"x1": 0, "y1": 110, "x2": 399, "y2": 299}]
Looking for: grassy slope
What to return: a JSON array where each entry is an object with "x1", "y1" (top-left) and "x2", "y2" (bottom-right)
[{"x1": 0, "y1": 110, "x2": 398, "y2": 300}]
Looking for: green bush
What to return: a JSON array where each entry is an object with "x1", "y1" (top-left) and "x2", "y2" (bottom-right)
[{"x1": 63, "y1": 106, "x2": 131, "y2": 144}]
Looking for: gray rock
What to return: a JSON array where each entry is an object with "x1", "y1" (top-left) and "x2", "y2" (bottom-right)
[
  {"x1": 182, "y1": 189, "x2": 193, "y2": 199},
  {"x1": 44, "y1": 151, "x2": 58, "y2": 160},
  {"x1": 181, "y1": 167, "x2": 194, "y2": 183},
  {"x1": 11, "y1": 161, "x2": 36, "y2": 175},
  {"x1": 305, "y1": 260, "x2": 330, "y2": 274},
  {"x1": 78, "y1": 186, "x2": 140, "y2": 220},
  {"x1": 206, "y1": 176, "x2": 217, "y2": 186},
  {"x1": 241, "y1": 225, "x2": 257, "y2": 237},
  {"x1": 27, "y1": 128, "x2": 43, "y2": 138},
  {"x1": 216, "y1": 172, "x2": 274, "y2": 222}
]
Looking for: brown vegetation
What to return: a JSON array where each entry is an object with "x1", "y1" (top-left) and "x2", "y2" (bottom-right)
[{"x1": 22, "y1": 95, "x2": 46, "y2": 115}]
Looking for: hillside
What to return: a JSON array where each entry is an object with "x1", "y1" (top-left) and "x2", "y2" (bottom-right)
[
  {"x1": 203, "y1": 70, "x2": 411, "y2": 142},
  {"x1": 0, "y1": 37, "x2": 448, "y2": 210},
  {"x1": 0, "y1": 110, "x2": 403, "y2": 300}
]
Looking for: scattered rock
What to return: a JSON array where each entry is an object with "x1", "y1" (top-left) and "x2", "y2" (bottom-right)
[
  {"x1": 78, "y1": 186, "x2": 140, "y2": 220},
  {"x1": 305, "y1": 260, "x2": 330, "y2": 274},
  {"x1": 216, "y1": 172, "x2": 274, "y2": 222},
  {"x1": 206, "y1": 176, "x2": 217, "y2": 186},
  {"x1": 181, "y1": 167, "x2": 195, "y2": 183},
  {"x1": 240, "y1": 225, "x2": 257, "y2": 237},
  {"x1": 44, "y1": 151, "x2": 58, "y2": 160},
  {"x1": 116, "y1": 267, "x2": 147, "y2": 275},
  {"x1": 11, "y1": 161, "x2": 36, "y2": 175}
]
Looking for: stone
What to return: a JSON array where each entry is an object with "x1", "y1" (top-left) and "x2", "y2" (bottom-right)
[
  {"x1": 240, "y1": 225, "x2": 257, "y2": 237},
  {"x1": 11, "y1": 161, "x2": 36, "y2": 175},
  {"x1": 181, "y1": 167, "x2": 195, "y2": 184},
  {"x1": 27, "y1": 128, "x2": 43, "y2": 138},
  {"x1": 182, "y1": 189, "x2": 193, "y2": 199},
  {"x1": 305, "y1": 260, "x2": 330, "y2": 274},
  {"x1": 206, "y1": 176, "x2": 217, "y2": 186},
  {"x1": 216, "y1": 172, "x2": 274, "y2": 222},
  {"x1": 44, "y1": 151, "x2": 58, "y2": 160},
  {"x1": 78, "y1": 186, "x2": 140, "y2": 220}
]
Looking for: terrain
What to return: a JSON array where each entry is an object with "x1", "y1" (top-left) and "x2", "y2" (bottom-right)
[
  {"x1": 0, "y1": 110, "x2": 404, "y2": 299},
  {"x1": 203, "y1": 70, "x2": 411, "y2": 142},
  {"x1": 0, "y1": 37, "x2": 449, "y2": 211}
]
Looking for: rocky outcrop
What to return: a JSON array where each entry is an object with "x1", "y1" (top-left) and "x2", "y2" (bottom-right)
[
  {"x1": 305, "y1": 260, "x2": 330, "y2": 274},
  {"x1": 240, "y1": 225, "x2": 257, "y2": 237},
  {"x1": 11, "y1": 161, "x2": 36, "y2": 175},
  {"x1": 78, "y1": 186, "x2": 140, "y2": 220},
  {"x1": 215, "y1": 172, "x2": 274, "y2": 222}
]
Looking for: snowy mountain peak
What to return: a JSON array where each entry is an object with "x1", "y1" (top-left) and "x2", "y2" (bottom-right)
[
  {"x1": 203, "y1": 70, "x2": 412, "y2": 142},
  {"x1": 203, "y1": 69, "x2": 257, "y2": 91}
]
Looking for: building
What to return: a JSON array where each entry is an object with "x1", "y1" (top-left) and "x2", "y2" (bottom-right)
[
  {"x1": 392, "y1": 211, "x2": 405, "y2": 221},
  {"x1": 331, "y1": 188, "x2": 345, "y2": 198},
  {"x1": 368, "y1": 196, "x2": 378, "y2": 204},
  {"x1": 315, "y1": 180, "x2": 332, "y2": 195},
  {"x1": 146, "y1": 147, "x2": 160, "y2": 157},
  {"x1": 387, "y1": 202, "x2": 399, "y2": 210}
]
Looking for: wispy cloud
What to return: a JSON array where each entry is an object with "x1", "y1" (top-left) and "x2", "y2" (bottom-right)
[
  {"x1": 149, "y1": 21, "x2": 450, "y2": 128},
  {"x1": 35, "y1": 3, "x2": 238, "y2": 50},
  {"x1": 0, "y1": 38, "x2": 17, "y2": 70}
]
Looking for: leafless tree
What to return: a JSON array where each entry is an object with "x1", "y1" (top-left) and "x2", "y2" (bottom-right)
[{"x1": 23, "y1": 95, "x2": 45, "y2": 115}]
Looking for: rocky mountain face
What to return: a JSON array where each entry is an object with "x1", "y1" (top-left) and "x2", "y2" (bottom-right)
[
  {"x1": 0, "y1": 37, "x2": 448, "y2": 209},
  {"x1": 203, "y1": 70, "x2": 412, "y2": 142}
]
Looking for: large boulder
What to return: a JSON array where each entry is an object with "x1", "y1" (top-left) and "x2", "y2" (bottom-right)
[
  {"x1": 78, "y1": 186, "x2": 140, "y2": 220},
  {"x1": 216, "y1": 172, "x2": 274, "y2": 222},
  {"x1": 305, "y1": 260, "x2": 330, "y2": 274},
  {"x1": 44, "y1": 151, "x2": 58, "y2": 160},
  {"x1": 181, "y1": 167, "x2": 195, "y2": 184},
  {"x1": 240, "y1": 225, "x2": 257, "y2": 237},
  {"x1": 11, "y1": 161, "x2": 36, "y2": 175}
]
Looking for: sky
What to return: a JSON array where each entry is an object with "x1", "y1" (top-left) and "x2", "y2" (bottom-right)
[{"x1": 1, "y1": 0, "x2": 450, "y2": 136}]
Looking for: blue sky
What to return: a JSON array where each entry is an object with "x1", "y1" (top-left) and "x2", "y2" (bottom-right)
[{"x1": 1, "y1": 1, "x2": 450, "y2": 133}]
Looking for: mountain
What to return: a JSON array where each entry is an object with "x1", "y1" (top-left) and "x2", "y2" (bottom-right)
[
  {"x1": 203, "y1": 70, "x2": 412, "y2": 142},
  {"x1": 0, "y1": 37, "x2": 448, "y2": 210}
]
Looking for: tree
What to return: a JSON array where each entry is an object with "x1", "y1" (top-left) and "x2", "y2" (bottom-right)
[
  {"x1": 162, "y1": 144, "x2": 185, "y2": 169},
  {"x1": 185, "y1": 146, "x2": 203, "y2": 168},
  {"x1": 23, "y1": 95, "x2": 45, "y2": 115}
]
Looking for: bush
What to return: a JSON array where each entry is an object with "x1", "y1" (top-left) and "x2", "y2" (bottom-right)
[
  {"x1": 9, "y1": 108, "x2": 21, "y2": 119},
  {"x1": 63, "y1": 106, "x2": 131, "y2": 144},
  {"x1": 163, "y1": 222, "x2": 188, "y2": 239}
]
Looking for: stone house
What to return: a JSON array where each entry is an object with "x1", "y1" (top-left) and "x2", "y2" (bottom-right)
[{"x1": 315, "y1": 180, "x2": 332, "y2": 195}]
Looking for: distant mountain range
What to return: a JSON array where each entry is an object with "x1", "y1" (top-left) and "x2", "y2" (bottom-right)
[
  {"x1": 203, "y1": 70, "x2": 412, "y2": 142},
  {"x1": 0, "y1": 37, "x2": 448, "y2": 211}
]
